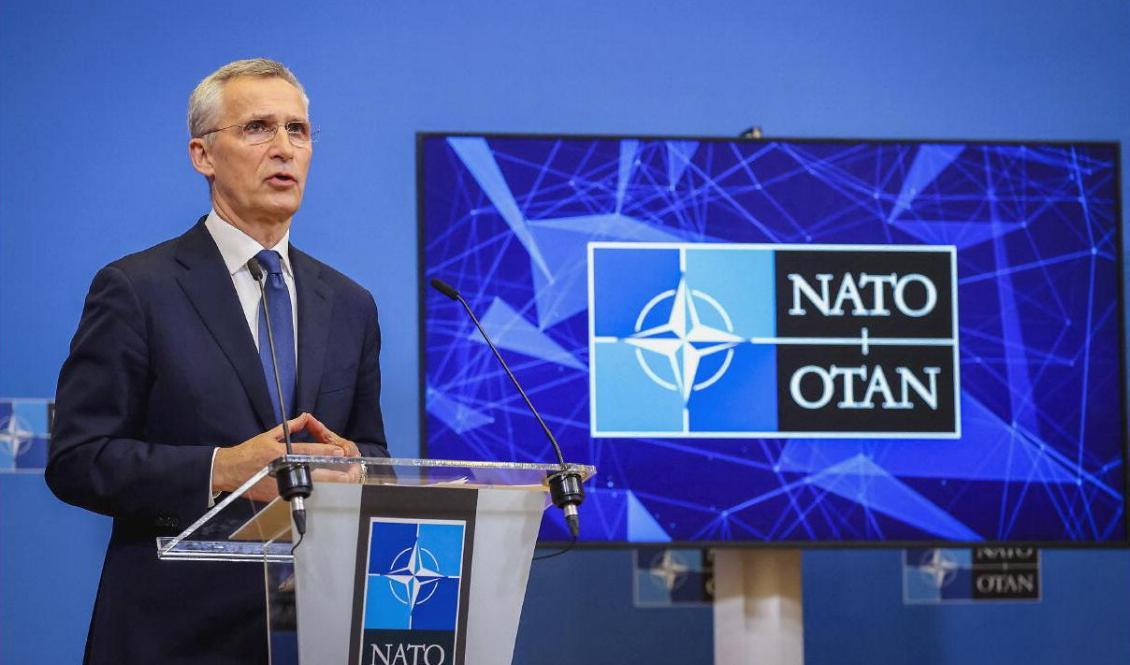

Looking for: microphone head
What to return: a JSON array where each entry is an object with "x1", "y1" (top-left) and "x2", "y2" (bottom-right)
[
  {"x1": 247, "y1": 258, "x2": 264, "y2": 280},
  {"x1": 430, "y1": 277, "x2": 460, "y2": 301}
]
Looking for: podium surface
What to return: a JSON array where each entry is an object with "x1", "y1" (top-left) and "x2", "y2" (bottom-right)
[{"x1": 156, "y1": 455, "x2": 595, "y2": 664}]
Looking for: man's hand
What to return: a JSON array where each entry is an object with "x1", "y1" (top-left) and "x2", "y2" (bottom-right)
[
  {"x1": 304, "y1": 414, "x2": 367, "y2": 485},
  {"x1": 212, "y1": 413, "x2": 348, "y2": 501},
  {"x1": 305, "y1": 414, "x2": 361, "y2": 457}
]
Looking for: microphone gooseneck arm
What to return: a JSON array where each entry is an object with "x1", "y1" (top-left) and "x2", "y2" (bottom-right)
[
  {"x1": 430, "y1": 278, "x2": 567, "y2": 468},
  {"x1": 248, "y1": 258, "x2": 294, "y2": 455},
  {"x1": 248, "y1": 257, "x2": 312, "y2": 537},
  {"x1": 430, "y1": 277, "x2": 585, "y2": 538}
]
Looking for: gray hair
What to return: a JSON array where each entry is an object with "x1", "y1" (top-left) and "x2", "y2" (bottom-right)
[{"x1": 187, "y1": 58, "x2": 309, "y2": 138}]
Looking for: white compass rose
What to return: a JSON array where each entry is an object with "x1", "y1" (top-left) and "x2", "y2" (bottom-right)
[
  {"x1": 385, "y1": 542, "x2": 445, "y2": 609},
  {"x1": 0, "y1": 414, "x2": 35, "y2": 459},
  {"x1": 626, "y1": 277, "x2": 742, "y2": 402},
  {"x1": 918, "y1": 548, "x2": 959, "y2": 588},
  {"x1": 648, "y1": 549, "x2": 691, "y2": 592}
]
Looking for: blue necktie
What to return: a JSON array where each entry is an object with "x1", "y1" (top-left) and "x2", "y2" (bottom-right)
[{"x1": 255, "y1": 249, "x2": 296, "y2": 422}]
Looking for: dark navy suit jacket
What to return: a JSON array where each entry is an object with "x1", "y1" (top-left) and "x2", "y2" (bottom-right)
[{"x1": 47, "y1": 217, "x2": 389, "y2": 664}]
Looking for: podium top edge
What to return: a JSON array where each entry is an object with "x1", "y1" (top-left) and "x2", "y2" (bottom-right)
[{"x1": 266, "y1": 455, "x2": 597, "y2": 481}]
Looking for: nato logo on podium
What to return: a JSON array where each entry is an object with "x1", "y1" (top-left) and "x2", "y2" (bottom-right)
[{"x1": 359, "y1": 518, "x2": 467, "y2": 665}]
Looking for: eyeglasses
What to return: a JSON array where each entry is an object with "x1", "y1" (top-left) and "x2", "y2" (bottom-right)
[{"x1": 198, "y1": 120, "x2": 318, "y2": 147}]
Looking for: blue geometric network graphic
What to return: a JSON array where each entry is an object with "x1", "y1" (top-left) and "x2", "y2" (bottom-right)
[{"x1": 419, "y1": 134, "x2": 1126, "y2": 544}]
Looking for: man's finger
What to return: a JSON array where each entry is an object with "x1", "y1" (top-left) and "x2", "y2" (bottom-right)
[
  {"x1": 268, "y1": 412, "x2": 311, "y2": 440},
  {"x1": 291, "y1": 442, "x2": 345, "y2": 457},
  {"x1": 305, "y1": 415, "x2": 360, "y2": 456},
  {"x1": 311, "y1": 468, "x2": 354, "y2": 484},
  {"x1": 305, "y1": 414, "x2": 335, "y2": 442}
]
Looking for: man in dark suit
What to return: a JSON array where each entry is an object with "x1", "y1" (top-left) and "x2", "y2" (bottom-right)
[{"x1": 46, "y1": 58, "x2": 388, "y2": 663}]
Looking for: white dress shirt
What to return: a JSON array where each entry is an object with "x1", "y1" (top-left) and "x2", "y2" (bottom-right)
[
  {"x1": 203, "y1": 209, "x2": 298, "y2": 356},
  {"x1": 203, "y1": 209, "x2": 299, "y2": 503}
]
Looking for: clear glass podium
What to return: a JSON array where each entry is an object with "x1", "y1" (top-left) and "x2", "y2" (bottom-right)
[{"x1": 157, "y1": 455, "x2": 595, "y2": 664}]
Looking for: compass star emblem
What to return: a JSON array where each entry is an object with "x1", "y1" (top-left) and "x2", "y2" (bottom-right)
[
  {"x1": 918, "y1": 548, "x2": 959, "y2": 588},
  {"x1": 385, "y1": 542, "x2": 445, "y2": 610},
  {"x1": 626, "y1": 277, "x2": 743, "y2": 402},
  {"x1": 0, "y1": 414, "x2": 35, "y2": 459},
  {"x1": 648, "y1": 550, "x2": 690, "y2": 592}
]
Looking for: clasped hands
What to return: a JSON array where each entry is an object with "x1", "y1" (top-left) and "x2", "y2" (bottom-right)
[{"x1": 212, "y1": 412, "x2": 364, "y2": 502}]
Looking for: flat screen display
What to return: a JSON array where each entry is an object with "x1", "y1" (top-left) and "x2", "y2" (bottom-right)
[{"x1": 418, "y1": 133, "x2": 1126, "y2": 545}]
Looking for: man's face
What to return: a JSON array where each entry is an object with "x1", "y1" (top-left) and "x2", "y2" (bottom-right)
[{"x1": 190, "y1": 76, "x2": 312, "y2": 225}]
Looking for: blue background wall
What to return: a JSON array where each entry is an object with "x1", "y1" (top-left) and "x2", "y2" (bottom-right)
[{"x1": 1, "y1": 1, "x2": 1127, "y2": 663}]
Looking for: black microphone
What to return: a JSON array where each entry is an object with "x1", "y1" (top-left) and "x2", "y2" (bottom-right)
[
  {"x1": 248, "y1": 257, "x2": 312, "y2": 537},
  {"x1": 430, "y1": 277, "x2": 585, "y2": 537}
]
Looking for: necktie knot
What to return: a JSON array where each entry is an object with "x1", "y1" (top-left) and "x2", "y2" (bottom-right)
[{"x1": 255, "y1": 249, "x2": 283, "y2": 277}]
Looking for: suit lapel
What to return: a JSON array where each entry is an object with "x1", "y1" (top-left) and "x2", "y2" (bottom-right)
[
  {"x1": 291, "y1": 247, "x2": 334, "y2": 416},
  {"x1": 174, "y1": 219, "x2": 277, "y2": 430}
]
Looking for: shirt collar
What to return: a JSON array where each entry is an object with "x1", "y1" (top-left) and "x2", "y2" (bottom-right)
[{"x1": 203, "y1": 209, "x2": 292, "y2": 277}]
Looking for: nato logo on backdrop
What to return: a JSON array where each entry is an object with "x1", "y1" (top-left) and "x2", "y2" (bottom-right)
[
  {"x1": 358, "y1": 518, "x2": 467, "y2": 665},
  {"x1": 0, "y1": 399, "x2": 52, "y2": 472},
  {"x1": 588, "y1": 243, "x2": 959, "y2": 438},
  {"x1": 903, "y1": 547, "x2": 1040, "y2": 603}
]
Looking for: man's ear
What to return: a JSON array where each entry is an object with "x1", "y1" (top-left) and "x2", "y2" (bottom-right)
[{"x1": 189, "y1": 137, "x2": 215, "y2": 179}]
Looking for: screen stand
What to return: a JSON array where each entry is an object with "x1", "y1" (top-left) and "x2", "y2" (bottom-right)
[{"x1": 712, "y1": 549, "x2": 803, "y2": 665}]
